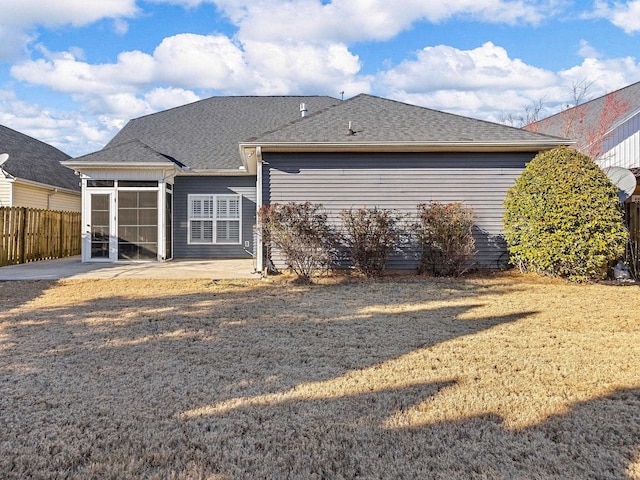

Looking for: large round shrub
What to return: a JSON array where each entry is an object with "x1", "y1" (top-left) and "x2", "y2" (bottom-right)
[{"x1": 503, "y1": 147, "x2": 627, "y2": 281}]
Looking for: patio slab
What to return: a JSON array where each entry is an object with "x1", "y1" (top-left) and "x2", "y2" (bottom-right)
[{"x1": 0, "y1": 256, "x2": 257, "y2": 281}]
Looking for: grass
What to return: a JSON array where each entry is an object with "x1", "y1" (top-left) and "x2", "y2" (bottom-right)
[{"x1": 0, "y1": 273, "x2": 639, "y2": 479}]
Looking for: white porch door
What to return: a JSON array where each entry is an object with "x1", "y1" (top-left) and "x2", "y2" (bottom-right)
[{"x1": 86, "y1": 192, "x2": 117, "y2": 261}]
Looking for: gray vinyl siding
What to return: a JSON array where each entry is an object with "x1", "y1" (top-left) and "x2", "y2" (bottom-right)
[
  {"x1": 262, "y1": 152, "x2": 534, "y2": 269},
  {"x1": 173, "y1": 175, "x2": 256, "y2": 259}
]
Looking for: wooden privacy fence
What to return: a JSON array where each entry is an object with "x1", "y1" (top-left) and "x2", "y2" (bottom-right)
[{"x1": 0, "y1": 207, "x2": 82, "y2": 266}]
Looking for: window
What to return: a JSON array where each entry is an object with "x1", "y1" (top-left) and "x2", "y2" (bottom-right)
[
  {"x1": 189, "y1": 194, "x2": 241, "y2": 244},
  {"x1": 87, "y1": 180, "x2": 114, "y2": 187}
]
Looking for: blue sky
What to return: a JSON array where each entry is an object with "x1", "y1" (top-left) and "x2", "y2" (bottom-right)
[{"x1": 1, "y1": 0, "x2": 640, "y2": 157}]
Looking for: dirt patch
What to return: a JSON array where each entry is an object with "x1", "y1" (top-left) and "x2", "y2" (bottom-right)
[{"x1": 1, "y1": 274, "x2": 639, "y2": 479}]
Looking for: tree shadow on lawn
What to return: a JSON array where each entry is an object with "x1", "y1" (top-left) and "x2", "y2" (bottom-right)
[
  {"x1": 0, "y1": 278, "x2": 526, "y2": 406},
  {"x1": 176, "y1": 384, "x2": 640, "y2": 479},
  {"x1": 0, "y1": 280, "x2": 58, "y2": 310},
  {"x1": 1, "y1": 278, "x2": 637, "y2": 478}
]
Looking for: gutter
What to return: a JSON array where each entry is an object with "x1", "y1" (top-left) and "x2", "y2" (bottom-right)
[
  {"x1": 239, "y1": 139, "x2": 572, "y2": 174},
  {"x1": 62, "y1": 161, "x2": 177, "y2": 170}
]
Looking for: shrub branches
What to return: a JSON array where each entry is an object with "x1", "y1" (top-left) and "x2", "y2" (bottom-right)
[
  {"x1": 261, "y1": 202, "x2": 479, "y2": 278},
  {"x1": 416, "y1": 201, "x2": 476, "y2": 276},
  {"x1": 259, "y1": 202, "x2": 337, "y2": 279},
  {"x1": 340, "y1": 207, "x2": 404, "y2": 277}
]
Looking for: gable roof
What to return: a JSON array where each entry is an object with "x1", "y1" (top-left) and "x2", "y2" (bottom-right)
[
  {"x1": 0, "y1": 124, "x2": 79, "y2": 191},
  {"x1": 525, "y1": 81, "x2": 640, "y2": 145},
  {"x1": 252, "y1": 94, "x2": 567, "y2": 146},
  {"x1": 72, "y1": 140, "x2": 183, "y2": 167},
  {"x1": 102, "y1": 96, "x2": 341, "y2": 170}
]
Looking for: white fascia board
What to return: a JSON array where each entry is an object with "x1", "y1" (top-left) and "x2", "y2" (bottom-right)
[
  {"x1": 176, "y1": 168, "x2": 253, "y2": 177},
  {"x1": 608, "y1": 107, "x2": 640, "y2": 135},
  {"x1": 239, "y1": 140, "x2": 571, "y2": 174},
  {"x1": 62, "y1": 161, "x2": 176, "y2": 170}
]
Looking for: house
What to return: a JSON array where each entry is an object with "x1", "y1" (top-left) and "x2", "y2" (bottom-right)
[
  {"x1": 63, "y1": 94, "x2": 567, "y2": 269},
  {"x1": 525, "y1": 81, "x2": 640, "y2": 171},
  {"x1": 0, "y1": 124, "x2": 81, "y2": 212}
]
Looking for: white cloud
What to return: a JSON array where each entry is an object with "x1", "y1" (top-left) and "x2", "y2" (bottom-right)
[
  {"x1": 0, "y1": 0, "x2": 139, "y2": 60},
  {"x1": 153, "y1": 34, "x2": 250, "y2": 90},
  {"x1": 214, "y1": 0, "x2": 560, "y2": 44},
  {"x1": 0, "y1": 0, "x2": 137, "y2": 27},
  {"x1": 0, "y1": 89, "x2": 119, "y2": 156},
  {"x1": 10, "y1": 34, "x2": 252, "y2": 97},
  {"x1": 590, "y1": 0, "x2": 640, "y2": 33},
  {"x1": 79, "y1": 88, "x2": 201, "y2": 119},
  {"x1": 378, "y1": 42, "x2": 557, "y2": 92},
  {"x1": 578, "y1": 39, "x2": 601, "y2": 59},
  {"x1": 558, "y1": 56, "x2": 640, "y2": 95},
  {"x1": 145, "y1": 87, "x2": 201, "y2": 110},
  {"x1": 242, "y1": 40, "x2": 368, "y2": 95},
  {"x1": 377, "y1": 42, "x2": 640, "y2": 126},
  {"x1": 11, "y1": 49, "x2": 156, "y2": 96},
  {"x1": 373, "y1": 41, "x2": 633, "y2": 124},
  {"x1": 11, "y1": 33, "x2": 370, "y2": 100},
  {"x1": 113, "y1": 18, "x2": 130, "y2": 35},
  {"x1": 376, "y1": 41, "x2": 563, "y2": 121}
]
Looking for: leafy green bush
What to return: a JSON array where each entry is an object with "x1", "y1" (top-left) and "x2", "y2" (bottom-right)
[
  {"x1": 258, "y1": 202, "x2": 337, "y2": 279},
  {"x1": 340, "y1": 207, "x2": 403, "y2": 277},
  {"x1": 503, "y1": 147, "x2": 627, "y2": 281},
  {"x1": 416, "y1": 201, "x2": 476, "y2": 276}
]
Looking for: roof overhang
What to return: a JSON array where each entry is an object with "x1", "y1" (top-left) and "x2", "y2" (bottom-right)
[
  {"x1": 62, "y1": 161, "x2": 178, "y2": 170},
  {"x1": 61, "y1": 160, "x2": 181, "y2": 183},
  {"x1": 175, "y1": 168, "x2": 251, "y2": 177},
  {"x1": 239, "y1": 140, "x2": 571, "y2": 175}
]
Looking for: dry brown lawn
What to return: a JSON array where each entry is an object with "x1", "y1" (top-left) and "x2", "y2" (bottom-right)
[{"x1": 0, "y1": 272, "x2": 639, "y2": 479}]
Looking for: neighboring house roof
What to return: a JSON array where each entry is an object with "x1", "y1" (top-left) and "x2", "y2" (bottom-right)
[
  {"x1": 69, "y1": 94, "x2": 568, "y2": 174},
  {"x1": 525, "y1": 81, "x2": 640, "y2": 153},
  {"x1": 101, "y1": 96, "x2": 341, "y2": 170},
  {"x1": 0, "y1": 124, "x2": 79, "y2": 191}
]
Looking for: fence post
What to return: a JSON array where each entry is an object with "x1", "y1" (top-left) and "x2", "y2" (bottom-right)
[
  {"x1": 19, "y1": 207, "x2": 26, "y2": 264},
  {"x1": 59, "y1": 212, "x2": 63, "y2": 257}
]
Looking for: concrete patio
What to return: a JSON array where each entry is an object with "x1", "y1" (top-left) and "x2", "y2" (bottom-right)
[{"x1": 0, "y1": 256, "x2": 257, "y2": 281}]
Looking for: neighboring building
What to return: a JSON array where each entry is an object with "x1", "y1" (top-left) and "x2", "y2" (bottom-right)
[
  {"x1": 526, "y1": 81, "x2": 640, "y2": 169},
  {"x1": 0, "y1": 125, "x2": 81, "y2": 211},
  {"x1": 63, "y1": 94, "x2": 567, "y2": 269}
]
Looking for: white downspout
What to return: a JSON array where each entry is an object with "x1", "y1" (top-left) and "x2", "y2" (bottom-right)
[
  {"x1": 47, "y1": 188, "x2": 58, "y2": 209},
  {"x1": 255, "y1": 146, "x2": 264, "y2": 272}
]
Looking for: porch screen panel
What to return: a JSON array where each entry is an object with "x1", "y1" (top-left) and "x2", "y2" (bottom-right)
[
  {"x1": 118, "y1": 191, "x2": 158, "y2": 260},
  {"x1": 90, "y1": 193, "x2": 110, "y2": 259}
]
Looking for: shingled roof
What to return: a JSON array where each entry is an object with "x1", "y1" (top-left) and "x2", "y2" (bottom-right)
[
  {"x1": 0, "y1": 124, "x2": 79, "y2": 191},
  {"x1": 72, "y1": 140, "x2": 183, "y2": 167},
  {"x1": 72, "y1": 94, "x2": 567, "y2": 173},
  {"x1": 525, "y1": 81, "x2": 640, "y2": 145},
  {"x1": 101, "y1": 96, "x2": 341, "y2": 170},
  {"x1": 252, "y1": 94, "x2": 568, "y2": 146}
]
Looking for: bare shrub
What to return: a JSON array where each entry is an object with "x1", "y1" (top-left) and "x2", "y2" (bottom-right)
[
  {"x1": 340, "y1": 207, "x2": 403, "y2": 277},
  {"x1": 259, "y1": 202, "x2": 337, "y2": 279},
  {"x1": 417, "y1": 201, "x2": 476, "y2": 276}
]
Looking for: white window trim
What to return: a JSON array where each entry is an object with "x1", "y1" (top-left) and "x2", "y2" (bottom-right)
[{"x1": 188, "y1": 194, "x2": 242, "y2": 245}]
